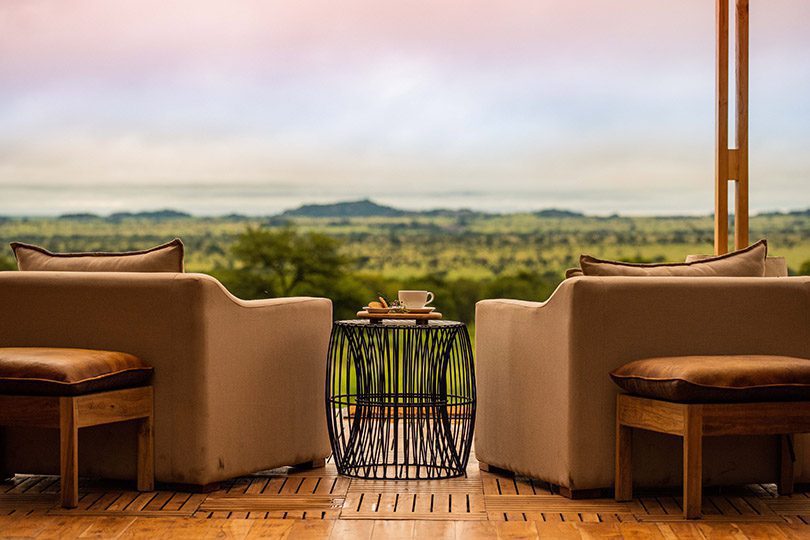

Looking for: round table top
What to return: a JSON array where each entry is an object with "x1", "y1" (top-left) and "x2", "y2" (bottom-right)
[{"x1": 334, "y1": 319, "x2": 465, "y2": 329}]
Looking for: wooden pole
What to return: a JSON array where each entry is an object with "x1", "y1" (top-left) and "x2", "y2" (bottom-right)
[
  {"x1": 716, "y1": 0, "x2": 750, "y2": 255},
  {"x1": 715, "y1": 0, "x2": 730, "y2": 255},
  {"x1": 734, "y1": 0, "x2": 750, "y2": 249}
]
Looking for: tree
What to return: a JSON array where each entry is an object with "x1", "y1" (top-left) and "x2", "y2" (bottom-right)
[
  {"x1": 214, "y1": 227, "x2": 351, "y2": 299},
  {"x1": 0, "y1": 254, "x2": 16, "y2": 271},
  {"x1": 799, "y1": 260, "x2": 810, "y2": 276}
]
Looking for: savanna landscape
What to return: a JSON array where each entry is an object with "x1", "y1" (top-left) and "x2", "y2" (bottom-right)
[{"x1": 2, "y1": 200, "x2": 809, "y2": 324}]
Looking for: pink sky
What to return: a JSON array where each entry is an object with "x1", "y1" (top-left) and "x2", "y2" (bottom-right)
[{"x1": 0, "y1": 0, "x2": 808, "y2": 214}]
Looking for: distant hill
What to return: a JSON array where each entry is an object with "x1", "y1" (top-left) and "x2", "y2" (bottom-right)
[
  {"x1": 534, "y1": 208, "x2": 585, "y2": 218},
  {"x1": 221, "y1": 213, "x2": 251, "y2": 221},
  {"x1": 759, "y1": 208, "x2": 810, "y2": 217},
  {"x1": 108, "y1": 210, "x2": 192, "y2": 221},
  {"x1": 419, "y1": 208, "x2": 490, "y2": 218},
  {"x1": 58, "y1": 212, "x2": 100, "y2": 220},
  {"x1": 59, "y1": 209, "x2": 192, "y2": 221},
  {"x1": 281, "y1": 199, "x2": 408, "y2": 218},
  {"x1": 49, "y1": 201, "x2": 594, "y2": 220}
]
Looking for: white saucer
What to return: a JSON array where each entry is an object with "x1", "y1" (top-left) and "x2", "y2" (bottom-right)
[{"x1": 405, "y1": 307, "x2": 436, "y2": 314}]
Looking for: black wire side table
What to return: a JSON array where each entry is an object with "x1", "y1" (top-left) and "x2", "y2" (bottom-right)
[{"x1": 326, "y1": 319, "x2": 476, "y2": 479}]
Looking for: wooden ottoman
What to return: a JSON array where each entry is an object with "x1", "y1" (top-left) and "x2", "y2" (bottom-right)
[
  {"x1": 0, "y1": 347, "x2": 154, "y2": 508},
  {"x1": 610, "y1": 355, "x2": 810, "y2": 519}
]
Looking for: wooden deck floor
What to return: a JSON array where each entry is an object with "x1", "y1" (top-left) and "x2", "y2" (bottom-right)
[{"x1": 3, "y1": 453, "x2": 810, "y2": 538}]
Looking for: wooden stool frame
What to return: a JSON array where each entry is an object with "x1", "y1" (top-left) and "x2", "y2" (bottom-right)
[
  {"x1": 0, "y1": 386, "x2": 154, "y2": 508},
  {"x1": 615, "y1": 394, "x2": 803, "y2": 519}
]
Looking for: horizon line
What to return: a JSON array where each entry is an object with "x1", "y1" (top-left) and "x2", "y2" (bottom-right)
[{"x1": 1, "y1": 199, "x2": 808, "y2": 221}]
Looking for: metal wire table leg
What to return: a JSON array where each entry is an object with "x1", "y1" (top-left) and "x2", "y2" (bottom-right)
[{"x1": 326, "y1": 320, "x2": 476, "y2": 479}]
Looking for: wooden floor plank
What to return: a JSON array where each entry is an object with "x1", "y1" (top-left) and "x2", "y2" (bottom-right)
[
  {"x1": 456, "y1": 520, "x2": 499, "y2": 539},
  {"x1": 329, "y1": 519, "x2": 374, "y2": 539},
  {"x1": 778, "y1": 523, "x2": 810, "y2": 539},
  {"x1": 513, "y1": 478, "x2": 535, "y2": 496},
  {"x1": 533, "y1": 521, "x2": 582, "y2": 538},
  {"x1": 657, "y1": 523, "x2": 705, "y2": 539},
  {"x1": 370, "y1": 520, "x2": 413, "y2": 539},
  {"x1": 287, "y1": 519, "x2": 334, "y2": 539},
  {"x1": 245, "y1": 478, "x2": 269, "y2": 495},
  {"x1": 263, "y1": 477, "x2": 287, "y2": 495},
  {"x1": 0, "y1": 514, "x2": 65, "y2": 538},
  {"x1": 142, "y1": 491, "x2": 173, "y2": 512},
  {"x1": 617, "y1": 522, "x2": 667, "y2": 539},
  {"x1": 2, "y1": 465, "x2": 810, "y2": 538},
  {"x1": 117, "y1": 517, "x2": 180, "y2": 539},
  {"x1": 576, "y1": 521, "x2": 623, "y2": 538},
  {"x1": 735, "y1": 523, "x2": 790, "y2": 538},
  {"x1": 77, "y1": 516, "x2": 136, "y2": 538},
  {"x1": 412, "y1": 520, "x2": 456, "y2": 539},
  {"x1": 162, "y1": 492, "x2": 193, "y2": 512},
  {"x1": 87, "y1": 491, "x2": 124, "y2": 511},
  {"x1": 244, "y1": 519, "x2": 296, "y2": 539},
  {"x1": 494, "y1": 520, "x2": 539, "y2": 539},
  {"x1": 695, "y1": 522, "x2": 749, "y2": 539}
]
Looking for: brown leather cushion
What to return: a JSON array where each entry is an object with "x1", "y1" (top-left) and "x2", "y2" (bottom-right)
[
  {"x1": 10, "y1": 239, "x2": 184, "y2": 272},
  {"x1": 686, "y1": 254, "x2": 788, "y2": 277},
  {"x1": 579, "y1": 239, "x2": 767, "y2": 277},
  {"x1": 611, "y1": 355, "x2": 810, "y2": 403},
  {"x1": 0, "y1": 348, "x2": 153, "y2": 396}
]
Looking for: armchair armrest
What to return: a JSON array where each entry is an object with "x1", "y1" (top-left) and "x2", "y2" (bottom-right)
[
  {"x1": 196, "y1": 275, "x2": 333, "y2": 482},
  {"x1": 474, "y1": 283, "x2": 576, "y2": 485}
]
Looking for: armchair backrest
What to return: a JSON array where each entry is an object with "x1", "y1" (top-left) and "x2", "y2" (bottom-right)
[
  {"x1": 563, "y1": 276, "x2": 810, "y2": 365},
  {"x1": 0, "y1": 271, "x2": 219, "y2": 364}
]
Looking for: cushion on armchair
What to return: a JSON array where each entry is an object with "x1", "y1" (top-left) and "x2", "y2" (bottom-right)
[
  {"x1": 577, "y1": 239, "x2": 767, "y2": 277},
  {"x1": 565, "y1": 267, "x2": 584, "y2": 278},
  {"x1": 685, "y1": 253, "x2": 787, "y2": 277},
  {"x1": 610, "y1": 355, "x2": 810, "y2": 403},
  {"x1": 10, "y1": 239, "x2": 184, "y2": 272}
]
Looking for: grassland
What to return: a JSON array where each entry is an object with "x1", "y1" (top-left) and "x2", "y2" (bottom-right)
[
  {"x1": 2, "y1": 211, "x2": 809, "y2": 322},
  {"x1": 3, "y1": 212, "x2": 809, "y2": 275}
]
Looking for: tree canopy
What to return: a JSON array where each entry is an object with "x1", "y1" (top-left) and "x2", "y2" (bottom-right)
[{"x1": 215, "y1": 226, "x2": 350, "y2": 299}]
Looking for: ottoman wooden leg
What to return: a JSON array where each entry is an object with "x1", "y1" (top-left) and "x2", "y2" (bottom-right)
[
  {"x1": 779, "y1": 434, "x2": 795, "y2": 496},
  {"x1": 683, "y1": 406, "x2": 703, "y2": 520},
  {"x1": 59, "y1": 397, "x2": 79, "y2": 509},
  {"x1": 137, "y1": 413, "x2": 155, "y2": 492},
  {"x1": 0, "y1": 426, "x2": 8, "y2": 482},
  {"x1": 615, "y1": 420, "x2": 633, "y2": 502},
  {"x1": 1, "y1": 385, "x2": 154, "y2": 509}
]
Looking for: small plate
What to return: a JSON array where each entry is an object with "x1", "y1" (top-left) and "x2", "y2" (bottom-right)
[
  {"x1": 364, "y1": 306, "x2": 392, "y2": 314},
  {"x1": 405, "y1": 307, "x2": 436, "y2": 314}
]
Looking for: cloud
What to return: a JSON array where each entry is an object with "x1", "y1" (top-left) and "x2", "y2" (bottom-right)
[{"x1": 0, "y1": 0, "x2": 808, "y2": 213}]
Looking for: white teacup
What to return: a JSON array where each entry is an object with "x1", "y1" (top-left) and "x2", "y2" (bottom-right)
[{"x1": 398, "y1": 290, "x2": 434, "y2": 309}]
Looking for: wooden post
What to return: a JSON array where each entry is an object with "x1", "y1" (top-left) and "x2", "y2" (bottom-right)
[
  {"x1": 734, "y1": 0, "x2": 750, "y2": 250},
  {"x1": 716, "y1": 0, "x2": 750, "y2": 254},
  {"x1": 715, "y1": 0, "x2": 730, "y2": 255}
]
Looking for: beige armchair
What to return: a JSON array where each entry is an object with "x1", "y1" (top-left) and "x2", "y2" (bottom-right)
[
  {"x1": 475, "y1": 276, "x2": 810, "y2": 495},
  {"x1": 0, "y1": 271, "x2": 332, "y2": 487}
]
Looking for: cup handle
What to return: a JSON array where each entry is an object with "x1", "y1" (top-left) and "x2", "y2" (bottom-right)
[{"x1": 425, "y1": 292, "x2": 434, "y2": 306}]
